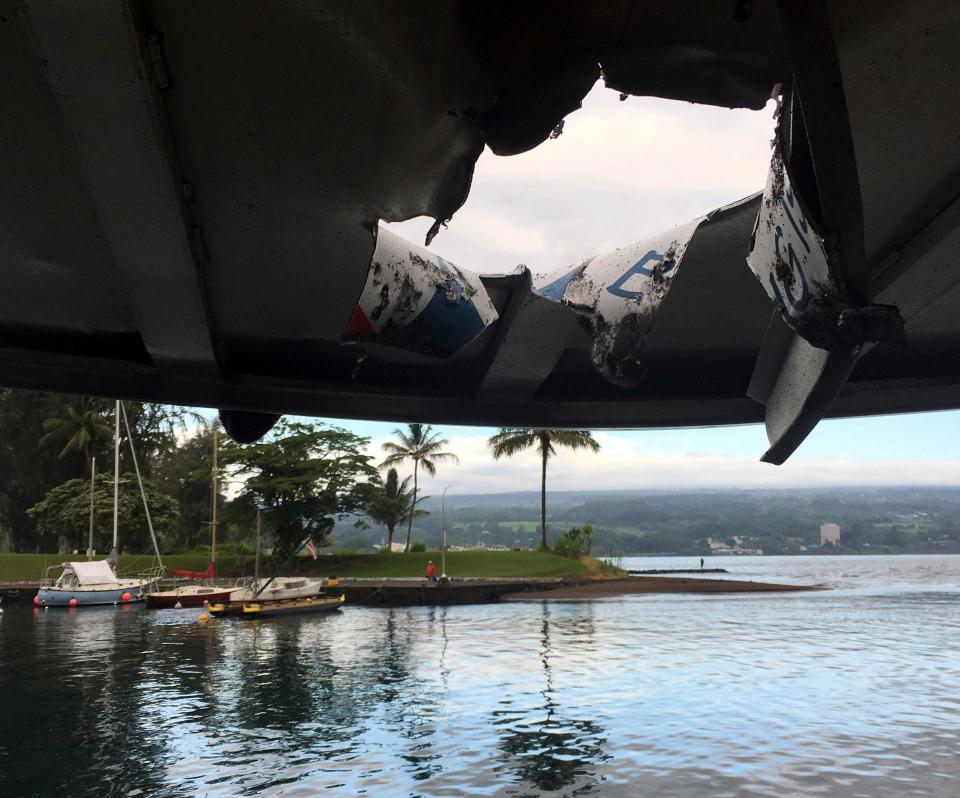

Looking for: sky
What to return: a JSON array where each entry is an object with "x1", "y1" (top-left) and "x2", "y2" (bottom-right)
[{"x1": 298, "y1": 83, "x2": 959, "y2": 497}]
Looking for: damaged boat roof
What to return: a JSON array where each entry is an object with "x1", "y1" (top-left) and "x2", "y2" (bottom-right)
[{"x1": 2, "y1": 1, "x2": 960, "y2": 461}]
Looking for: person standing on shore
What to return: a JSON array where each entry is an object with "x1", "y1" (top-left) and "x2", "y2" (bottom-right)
[
  {"x1": 426, "y1": 560, "x2": 437, "y2": 584},
  {"x1": 700, "y1": 557, "x2": 704, "y2": 572}
]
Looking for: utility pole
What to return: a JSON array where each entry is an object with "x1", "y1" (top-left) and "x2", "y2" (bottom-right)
[{"x1": 441, "y1": 485, "x2": 451, "y2": 579}]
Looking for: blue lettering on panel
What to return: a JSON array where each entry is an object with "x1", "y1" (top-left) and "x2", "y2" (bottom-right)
[
  {"x1": 781, "y1": 189, "x2": 811, "y2": 254},
  {"x1": 769, "y1": 224, "x2": 809, "y2": 313},
  {"x1": 538, "y1": 265, "x2": 584, "y2": 301},
  {"x1": 607, "y1": 249, "x2": 674, "y2": 299}
]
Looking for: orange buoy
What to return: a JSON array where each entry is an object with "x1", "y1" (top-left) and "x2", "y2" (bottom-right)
[
  {"x1": 198, "y1": 613, "x2": 209, "y2": 623},
  {"x1": 68, "y1": 598, "x2": 78, "y2": 607},
  {"x1": 121, "y1": 592, "x2": 132, "y2": 602}
]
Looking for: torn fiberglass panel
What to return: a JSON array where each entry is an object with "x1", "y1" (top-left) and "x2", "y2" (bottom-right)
[
  {"x1": 532, "y1": 219, "x2": 703, "y2": 388},
  {"x1": 343, "y1": 228, "x2": 498, "y2": 358},
  {"x1": 746, "y1": 146, "x2": 849, "y2": 350}
]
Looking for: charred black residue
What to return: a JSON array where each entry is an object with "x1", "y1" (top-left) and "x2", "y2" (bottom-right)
[
  {"x1": 593, "y1": 311, "x2": 649, "y2": 389},
  {"x1": 391, "y1": 266, "x2": 423, "y2": 317},
  {"x1": 649, "y1": 245, "x2": 678, "y2": 294},
  {"x1": 370, "y1": 283, "x2": 390, "y2": 322},
  {"x1": 773, "y1": 245, "x2": 796, "y2": 292},
  {"x1": 407, "y1": 251, "x2": 476, "y2": 305},
  {"x1": 767, "y1": 144, "x2": 785, "y2": 208},
  {"x1": 553, "y1": 253, "x2": 670, "y2": 389}
]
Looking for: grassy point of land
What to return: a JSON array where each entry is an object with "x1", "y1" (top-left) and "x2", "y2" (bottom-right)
[
  {"x1": 0, "y1": 550, "x2": 623, "y2": 583},
  {"x1": 311, "y1": 550, "x2": 593, "y2": 579}
]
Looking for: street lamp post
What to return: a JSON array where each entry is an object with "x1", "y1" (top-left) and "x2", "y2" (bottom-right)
[{"x1": 441, "y1": 485, "x2": 451, "y2": 579}]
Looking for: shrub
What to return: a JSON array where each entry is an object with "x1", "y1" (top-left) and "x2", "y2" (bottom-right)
[
  {"x1": 409, "y1": 541, "x2": 427, "y2": 552},
  {"x1": 553, "y1": 524, "x2": 594, "y2": 559}
]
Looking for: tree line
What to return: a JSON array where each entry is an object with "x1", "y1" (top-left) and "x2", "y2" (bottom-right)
[{"x1": 0, "y1": 389, "x2": 602, "y2": 557}]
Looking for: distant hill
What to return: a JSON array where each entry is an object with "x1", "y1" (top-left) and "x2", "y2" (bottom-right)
[{"x1": 332, "y1": 486, "x2": 960, "y2": 556}]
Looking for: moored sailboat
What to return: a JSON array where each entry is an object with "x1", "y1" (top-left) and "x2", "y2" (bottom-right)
[
  {"x1": 145, "y1": 580, "x2": 232, "y2": 608},
  {"x1": 208, "y1": 593, "x2": 345, "y2": 619},
  {"x1": 147, "y1": 426, "x2": 233, "y2": 608},
  {"x1": 206, "y1": 511, "x2": 331, "y2": 616},
  {"x1": 35, "y1": 401, "x2": 162, "y2": 607},
  {"x1": 35, "y1": 560, "x2": 150, "y2": 607}
]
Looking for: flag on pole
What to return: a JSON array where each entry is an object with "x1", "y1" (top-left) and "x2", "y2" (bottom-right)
[{"x1": 305, "y1": 539, "x2": 318, "y2": 560}]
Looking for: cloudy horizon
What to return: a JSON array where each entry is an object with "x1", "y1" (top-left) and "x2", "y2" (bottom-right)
[{"x1": 248, "y1": 83, "x2": 960, "y2": 499}]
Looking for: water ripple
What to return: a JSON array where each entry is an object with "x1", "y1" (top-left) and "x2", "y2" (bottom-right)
[{"x1": 2, "y1": 556, "x2": 960, "y2": 796}]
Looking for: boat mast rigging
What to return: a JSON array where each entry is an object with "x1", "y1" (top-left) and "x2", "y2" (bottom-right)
[
  {"x1": 119, "y1": 402, "x2": 164, "y2": 570},
  {"x1": 108, "y1": 400, "x2": 120, "y2": 567},
  {"x1": 87, "y1": 456, "x2": 96, "y2": 560},
  {"x1": 211, "y1": 425, "x2": 218, "y2": 582}
]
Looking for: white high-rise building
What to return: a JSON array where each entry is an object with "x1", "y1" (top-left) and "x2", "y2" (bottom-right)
[{"x1": 820, "y1": 523, "x2": 841, "y2": 546}]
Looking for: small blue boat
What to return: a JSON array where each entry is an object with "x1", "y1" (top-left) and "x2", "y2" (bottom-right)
[
  {"x1": 35, "y1": 561, "x2": 152, "y2": 608},
  {"x1": 35, "y1": 401, "x2": 162, "y2": 609}
]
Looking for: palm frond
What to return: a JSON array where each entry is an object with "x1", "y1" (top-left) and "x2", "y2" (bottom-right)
[
  {"x1": 549, "y1": 429, "x2": 601, "y2": 452},
  {"x1": 424, "y1": 451, "x2": 458, "y2": 465},
  {"x1": 487, "y1": 428, "x2": 537, "y2": 459},
  {"x1": 390, "y1": 426, "x2": 416, "y2": 450}
]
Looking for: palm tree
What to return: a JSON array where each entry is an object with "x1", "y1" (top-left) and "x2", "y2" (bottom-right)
[
  {"x1": 381, "y1": 423, "x2": 458, "y2": 552},
  {"x1": 40, "y1": 399, "x2": 113, "y2": 473},
  {"x1": 366, "y1": 468, "x2": 429, "y2": 551},
  {"x1": 487, "y1": 429, "x2": 600, "y2": 550}
]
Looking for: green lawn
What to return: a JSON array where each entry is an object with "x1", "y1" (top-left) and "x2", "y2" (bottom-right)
[
  {"x1": 0, "y1": 552, "x2": 254, "y2": 582},
  {"x1": 0, "y1": 550, "x2": 588, "y2": 582},
  {"x1": 326, "y1": 550, "x2": 589, "y2": 579}
]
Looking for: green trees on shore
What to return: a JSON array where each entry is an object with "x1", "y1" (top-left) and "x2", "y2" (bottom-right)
[
  {"x1": 1, "y1": 389, "x2": 459, "y2": 557},
  {"x1": 26, "y1": 473, "x2": 179, "y2": 554},
  {"x1": 488, "y1": 429, "x2": 600, "y2": 549},
  {"x1": 39, "y1": 398, "x2": 113, "y2": 471},
  {"x1": 0, "y1": 390, "x2": 215, "y2": 554},
  {"x1": 3, "y1": 388, "x2": 613, "y2": 557},
  {"x1": 223, "y1": 420, "x2": 379, "y2": 558},
  {"x1": 364, "y1": 468, "x2": 427, "y2": 552},
  {"x1": 381, "y1": 423, "x2": 458, "y2": 552}
]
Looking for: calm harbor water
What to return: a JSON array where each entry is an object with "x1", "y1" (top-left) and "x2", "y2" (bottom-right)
[{"x1": 2, "y1": 555, "x2": 959, "y2": 797}]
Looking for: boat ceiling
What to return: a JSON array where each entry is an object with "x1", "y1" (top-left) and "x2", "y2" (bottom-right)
[{"x1": 2, "y1": 1, "x2": 959, "y2": 461}]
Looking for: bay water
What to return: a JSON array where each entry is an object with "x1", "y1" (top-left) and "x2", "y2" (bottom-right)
[{"x1": 1, "y1": 555, "x2": 959, "y2": 797}]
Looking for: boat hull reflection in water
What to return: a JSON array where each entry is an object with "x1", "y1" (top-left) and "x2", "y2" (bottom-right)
[{"x1": 2, "y1": 555, "x2": 960, "y2": 797}]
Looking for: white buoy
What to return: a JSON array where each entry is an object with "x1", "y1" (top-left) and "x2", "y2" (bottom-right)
[{"x1": 174, "y1": 601, "x2": 182, "y2": 609}]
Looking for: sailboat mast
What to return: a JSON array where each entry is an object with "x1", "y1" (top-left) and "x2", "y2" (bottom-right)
[
  {"x1": 254, "y1": 509, "x2": 261, "y2": 585},
  {"x1": 211, "y1": 425, "x2": 218, "y2": 581},
  {"x1": 111, "y1": 399, "x2": 120, "y2": 561},
  {"x1": 120, "y1": 402, "x2": 164, "y2": 569},
  {"x1": 87, "y1": 456, "x2": 96, "y2": 560}
]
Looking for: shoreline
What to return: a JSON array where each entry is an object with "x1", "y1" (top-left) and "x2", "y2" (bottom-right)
[
  {"x1": 1, "y1": 575, "x2": 822, "y2": 607},
  {"x1": 504, "y1": 576, "x2": 822, "y2": 600}
]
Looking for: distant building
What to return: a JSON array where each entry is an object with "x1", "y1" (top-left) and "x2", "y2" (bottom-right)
[
  {"x1": 706, "y1": 537, "x2": 764, "y2": 556},
  {"x1": 820, "y1": 523, "x2": 841, "y2": 546}
]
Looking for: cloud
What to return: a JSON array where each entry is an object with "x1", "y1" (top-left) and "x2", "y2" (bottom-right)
[
  {"x1": 385, "y1": 85, "x2": 777, "y2": 274},
  {"x1": 364, "y1": 431, "x2": 960, "y2": 496}
]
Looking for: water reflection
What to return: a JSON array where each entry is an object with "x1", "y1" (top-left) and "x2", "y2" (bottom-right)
[
  {"x1": 3, "y1": 557, "x2": 960, "y2": 797},
  {"x1": 9, "y1": 606, "x2": 170, "y2": 798},
  {"x1": 495, "y1": 604, "x2": 609, "y2": 794}
]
